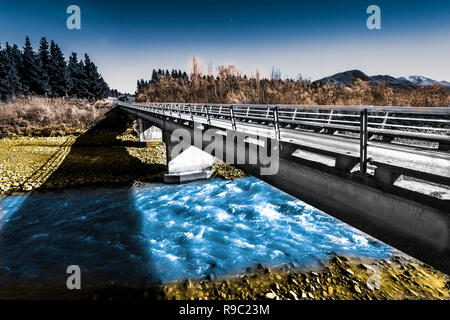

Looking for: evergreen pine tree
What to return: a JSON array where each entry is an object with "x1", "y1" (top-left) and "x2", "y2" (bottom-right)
[
  {"x1": 37, "y1": 37, "x2": 51, "y2": 96},
  {"x1": 67, "y1": 52, "x2": 88, "y2": 98},
  {"x1": 2, "y1": 37, "x2": 109, "y2": 100},
  {"x1": 49, "y1": 41, "x2": 70, "y2": 97},
  {"x1": 19, "y1": 36, "x2": 42, "y2": 95},
  {"x1": 151, "y1": 69, "x2": 158, "y2": 82},
  {"x1": 83, "y1": 54, "x2": 109, "y2": 99},
  {"x1": 1, "y1": 43, "x2": 23, "y2": 99},
  {"x1": 77, "y1": 58, "x2": 90, "y2": 98},
  {"x1": 0, "y1": 46, "x2": 13, "y2": 100}
]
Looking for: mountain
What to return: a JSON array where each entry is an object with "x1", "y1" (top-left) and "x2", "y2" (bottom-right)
[
  {"x1": 314, "y1": 70, "x2": 450, "y2": 90},
  {"x1": 370, "y1": 75, "x2": 418, "y2": 90},
  {"x1": 401, "y1": 75, "x2": 450, "y2": 88},
  {"x1": 401, "y1": 75, "x2": 439, "y2": 86},
  {"x1": 314, "y1": 70, "x2": 370, "y2": 86}
]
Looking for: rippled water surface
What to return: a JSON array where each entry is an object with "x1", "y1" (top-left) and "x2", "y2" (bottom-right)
[{"x1": 0, "y1": 177, "x2": 392, "y2": 288}]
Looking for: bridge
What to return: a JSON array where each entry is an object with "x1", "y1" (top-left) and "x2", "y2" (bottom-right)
[{"x1": 117, "y1": 101, "x2": 450, "y2": 274}]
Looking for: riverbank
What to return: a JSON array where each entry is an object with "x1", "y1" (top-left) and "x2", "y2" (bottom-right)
[
  {"x1": 0, "y1": 133, "x2": 165, "y2": 193},
  {"x1": 0, "y1": 132, "x2": 244, "y2": 194},
  {"x1": 149, "y1": 255, "x2": 449, "y2": 300}
]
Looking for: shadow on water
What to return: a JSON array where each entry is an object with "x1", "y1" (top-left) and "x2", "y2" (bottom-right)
[{"x1": 0, "y1": 108, "x2": 165, "y2": 299}]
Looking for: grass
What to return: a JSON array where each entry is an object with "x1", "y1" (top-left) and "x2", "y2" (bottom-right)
[
  {"x1": 0, "y1": 97, "x2": 113, "y2": 137},
  {"x1": 0, "y1": 127, "x2": 168, "y2": 194}
]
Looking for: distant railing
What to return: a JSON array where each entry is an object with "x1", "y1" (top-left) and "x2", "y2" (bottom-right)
[
  {"x1": 119, "y1": 102, "x2": 450, "y2": 195},
  {"x1": 132, "y1": 102, "x2": 450, "y2": 147}
]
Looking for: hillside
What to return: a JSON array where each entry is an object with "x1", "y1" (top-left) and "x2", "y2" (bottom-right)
[{"x1": 314, "y1": 70, "x2": 450, "y2": 90}]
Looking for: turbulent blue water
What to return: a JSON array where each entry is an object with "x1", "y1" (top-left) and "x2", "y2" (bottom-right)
[{"x1": 0, "y1": 177, "x2": 392, "y2": 290}]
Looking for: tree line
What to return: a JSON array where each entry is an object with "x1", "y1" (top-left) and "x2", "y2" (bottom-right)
[
  {"x1": 0, "y1": 36, "x2": 110, "y2": 101},
  {"x1": 135, "y1": 64, "x2": 449, "y2": 107}
]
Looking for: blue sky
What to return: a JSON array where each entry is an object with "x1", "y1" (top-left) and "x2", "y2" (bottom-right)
[{"x1": 1, "y1": 0, "x2": 449, "y2": 92}]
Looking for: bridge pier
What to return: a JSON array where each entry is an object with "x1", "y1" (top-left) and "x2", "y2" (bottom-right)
[
  {"x1": 162, "y1": 132, "x2": 215, "y2": 183},
  {"x1": 137, "y1": 117, "x2": 162, "y2": 146}
]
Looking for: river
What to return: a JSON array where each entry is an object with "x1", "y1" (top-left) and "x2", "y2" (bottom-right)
[{"x1": 0, "y1": 177, "x2": 392, "y2": 295}]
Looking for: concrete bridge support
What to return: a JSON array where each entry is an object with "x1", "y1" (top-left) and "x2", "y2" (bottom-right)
[
  {"x1": 137, "y1": 117, "x2": 162, "y2": 145},
  {"x1": 134, "y1": 115, "x2": 214, "y2": 182},
  {"x1": 162, "y1": 130, "x2": 215, "y2": 184}
]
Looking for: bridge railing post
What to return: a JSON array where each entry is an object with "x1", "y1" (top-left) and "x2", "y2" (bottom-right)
[
  {"x1": 360, "y1": 109, "x2": 368, "y2": 174},
  {"x1": 205, "y1": 105, "x2": 211, "y2": 125},
  {"x1": 273, "y1": 106, "x2": 281, "y2": 139},
  {"x1": 292, "y1": 108, "x2": 297, "y2": 121},
  {"x1": 230, "y1": 106, "x2": 237, "y2": 130}
]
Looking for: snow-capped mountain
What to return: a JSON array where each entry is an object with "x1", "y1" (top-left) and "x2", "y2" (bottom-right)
[
  {"x1": 370, "y1": 75, "x2": 418, "y2": 90},
  {"x1": 399, "y1": 76, "x2": 437, "y2": 86},
  {"x1": 314, "y1": 70, "x2": 450, "y2": 89},
  {"x1": 401, "y1": 75, "x2": 450, "y2": 88}
]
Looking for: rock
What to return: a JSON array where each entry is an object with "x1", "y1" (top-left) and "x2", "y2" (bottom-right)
[
  {"x1": 345, "y1": 268, "x2": 355, "y2": 276},
  {"x1": 327, "y1": 286, "x2": 334, "y2": 295},
  {"x1": 353, "y1": 285, "x2": 362, "y2": 294},
  {"x1": 265, "y1": 292, "x2": 277, "y2": 299},
  {"x1": 184, "y1": 279, "x2": 193, "y2": 289},
  {"x1": 204, "y1": 274, "x2": 212, "y2": 281},
  {"x1": 390, "y1": 275, "x2": 399, "y2": 282},
  {"x1": 289, "y1": 290, "x2": 298, "y2": 300},
  {"x1": 301, "y1": 291, "x2": 307, "y2": 298},
  {"x1": 408, "y1": 289, "x2": 418, "y2": 297},
  {"x1": 307, "y1": 292, "x2": 314, "y2": 299}
]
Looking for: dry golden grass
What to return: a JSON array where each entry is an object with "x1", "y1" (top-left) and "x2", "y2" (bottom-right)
[
  {"x1": 136, "y1": 72, "x2": 450, "y2": 107},
  {"x1": 0, "y1": 97, "x2": 113, "y2": 137}
]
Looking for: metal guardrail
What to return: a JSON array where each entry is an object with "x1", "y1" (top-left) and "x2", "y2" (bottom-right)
[
  {"x1": 133, "y1": 102, "x2": 450, "y2": 147},
  {"x1": 119, "y1": 102, "x2": 450, "y2": 194}
]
